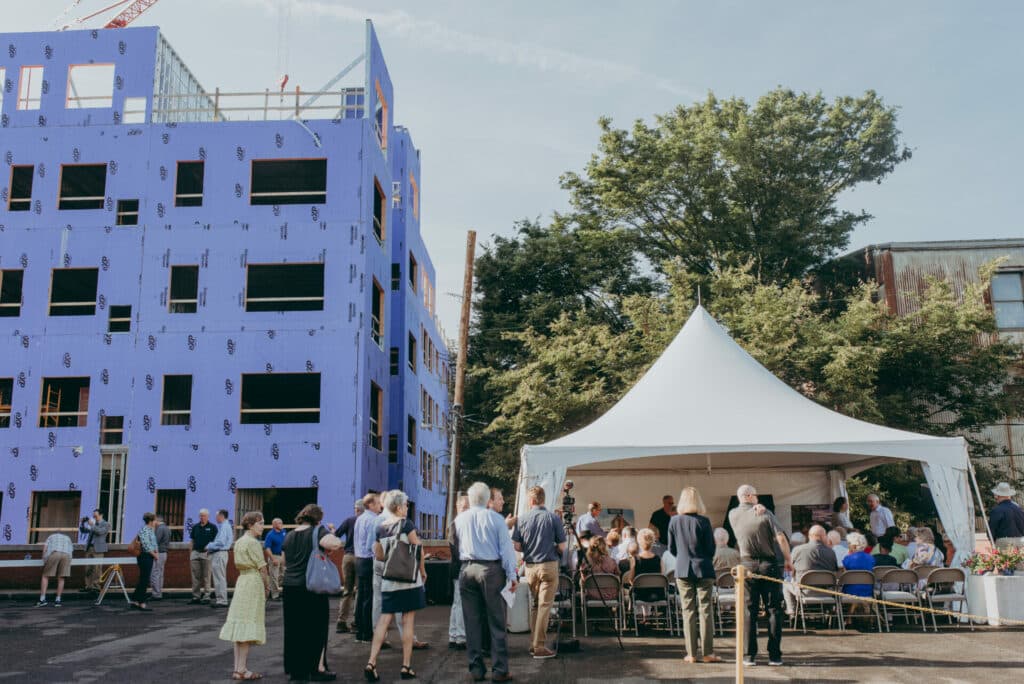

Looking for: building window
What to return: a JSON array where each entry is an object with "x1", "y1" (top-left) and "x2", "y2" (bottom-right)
[
  {"x1": 100, "y1": 415, "x2": 124, "y2": 445},
  {"x1": 391, "y1": 263, "x2": 401, "y2": 291},
  {"x1": 49, "y1": 268, "x2": 98, "y2": 316},
  {"x1": 408, "y1": 253, "x2": 418, "y2": 293},
  {"x1": 175, "y1": 161, "x2": 205, "y2": 207},
  {"x1": 408, "y1": 333, "x2": 417, "y2": 372},
  {"x1": 408, "y1": 172, "x2": 419, "y2": 219},
  {"x1": 388, "y1": 434, "x2": 399, "y2": 464},
  {"x1": 39, "y1": 376, "x2": 90, "y2": 427},
  {"x1": 245, "y1": 263, "x2": 324, "y2": 312},
  {"x1": 369, "y1": 382, "x2": 383, "y2": 450},
  {"x1": 0, "y1": 378, "x2": 11, "y2": 428},
  {"x1": 250, "y1": 159, "x2": 327, "y2": 205},
  {"x1": 0, "y1": 269, "x2": 24, "y2": 317},
  {"x1": 8, "y1": 165, "x2": 34, "y2": 211},
  {"x1": 116, "y1": 199, "x2": 139, "y2": 225},
  {"x1": 371, "y1": 279, "x2": 384, "y2": 348},
  {"x1": 372, "y1": 179, "x2": 386, "y2": 244},
  {"x1": 240, "y1": 373, "x2": 321, "y2": 424},
  {"x1": 108, "y1": 305, "x2": 131, "y2": 333},
  {"x1": 236, "y1": 488, "x2": 316, "y2": 534},
  {"x1": 389, "y1": 347, "x2": 400, "y2": 375},
  {"x1": 169, "y1": 265, "x2": 199, "y2": 313},
  {"x1": 28, "y1": 491, "x2": 81, "y2": 543},
  {"x1": 155, "y1": 489, "x2": 186, "y2": 542},
  {"x1": 992, "y1": 271, "x2": 1024, "y2": 330},
  {"x1": 65, "y1": 64, "x2": 115, "y2": 109},
  {"x1": 407, "y1": 415, "x2": 416, "y2": 454},
  {"x1": 97, "y1": 451, "x2": 127, "y2": 543},
  {"x1": 161, "y1": 375, "x2": 193, "y2": 426},
  {"x1": 123, "y1": 97, "x2": 147, "y2": 124},
  {"x1": 374, "y1": 79, "x2": 388, "y2": 150},
  {"x1": 17, "y1": 66, "x2": 43, "y2": 110},
  {"x1": 58, "y1": 164, "x2": 107, "y2": 210}
]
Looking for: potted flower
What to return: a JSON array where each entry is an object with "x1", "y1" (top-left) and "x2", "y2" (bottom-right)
[{"x1": 962, "y1": 547, "x2": 1024, "y2": 575}]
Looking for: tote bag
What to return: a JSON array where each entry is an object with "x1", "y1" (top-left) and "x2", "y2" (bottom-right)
[
  {"x1": 381, "y1": 520, "x2": 422, "y2": 583},
  {"x1": 127, "y1": 534, "x2": 142, "y2": 557},
  {"x1": 305, "y1": 524, "x2": 342, "y2": 594}
]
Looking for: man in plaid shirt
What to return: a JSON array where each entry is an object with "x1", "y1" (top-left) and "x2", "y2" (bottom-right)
[{"x1": 39, "y1": 532, "x2": 74, "y2": 607}]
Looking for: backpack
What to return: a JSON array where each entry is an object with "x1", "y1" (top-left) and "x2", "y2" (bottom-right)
[{"x1": 305, "y1": 524, "x2": 342, "y2": 594}]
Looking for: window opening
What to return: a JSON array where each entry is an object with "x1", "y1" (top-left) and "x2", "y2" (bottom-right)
[
  {"x1": 371, "y1": 279, "x2": 384, "y2": 348},
  {"x1": 17, "y1": 66, "x2": 43, "y2": 110},
  {"x1": 0, "y1": 269, "x2": 24, "y2": 317},
  {"x1": 169, "y1": 265, "x2": 199, "y2": 313},
  {"x1": 66, "y1": 64, "x2": 115, "y2": 109},
  {"x1": 175, "y1": 161, "x2": 204, "y2": 207},
  {"x1": 108, "y1": 304, "x2": 131, "y2": 333},
  {"x1": 408, "y1": 253, "x2": 418, "y2": 293},
  {"x1": 116, "y1": 199, "x2": 139, "y2": 225},
  {"x1": 0, "y1": 378, "x2": 11, "y2": 428},
  {"x1": 235, "y1": 488, "x2": 316, "y2": 533},
  {"x1": 240, "y1": 373, "x2": 320, "y2": 424},
  {"x1": 161, "y1": 375, "x2": 193, "y2": 426},
  {"x1": 155, "y1": 489, "x2": 186, "y2": 541},
  {"x1": 369, "y1": 382, "x2": 383, "y2": 450},
  {"x1": 389, "y1": 347, "x2": 400, "y2": 376},
  {"x1": 123, "y1": 97, "x2": 147, "y2": 124},
  {"x1": 250, "y1": 159, "x2": 327, "y2": 205},
  {"x1": 49, "y1": 268, "x2": 98, "y2": 316},
  {"x1": 8, "y1": 165, "x2": 34, "y2": 211},
  {"x1": 407, "y1": 415, "x2": 416, "y2": 454},
  {"x1": 409, "y1": 172, "x2": 419, "y2": 219},
  {"x1": 39, "y1": 376, "x2": 90, "y2": 428},
  {"x1": 374, "y1": 79, "x2": 388, "y2": 150},
  {"x1": 245, "y1": 263, "x2": 324, "y2": 312},
  {"x1": 97, "y1": 451, "x2": 127, "y2": 543},
  {"x1": 372, "y1": 179, "x2": 385, "y2": 244},
  {"x1": 388, "y1": 434, "x2": 399, "y2": 464},
  {"x1": 992, "y1": 271, "x2": 1024, "y2": 330},
  {"x1": 28, "y1": 491, "x2": 81, "y2": 543},
  {"x1": 100, "y1": 415, "x2": 124, "y2": 445},
  {"x1": 59, "y1": 164, "x2": 107, "y2": 210},
  {"x1": 408, "y1": 333, "x2": 417, "y2": 372},
  {"x1": 391, "y1": 263, "x2": 401, "y2": 291}
]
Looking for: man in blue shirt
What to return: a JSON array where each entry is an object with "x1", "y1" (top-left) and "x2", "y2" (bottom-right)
[
  {"x1": 454, "y1": 482, "x2": 518, "y2": 682},
  {"x1": 263, "y1": 517, "x2": 286, "y2": 600},
  {"x1": 989, "y1": 482, "x2": 1024, "y2": 550},
  {"x1": 334, "y1": 500, "x2": 363, "y2": 633},
  {"x1": 575, "y1": 501, "x2": 607, "y2": 539},
  {"x1": 512, "y1": 485, "x2": 566, "y2": 659},
  {"x1": 353, "y1": 492, "x2": 382, "y2": 642},
  {"x1": 205, "y1": 508, "x2": 234, "y2": 607}
]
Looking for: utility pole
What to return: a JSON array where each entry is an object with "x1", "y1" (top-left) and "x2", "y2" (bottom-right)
[{"x1": 445, "y1": 230, "x2": 476, "y2": 534}]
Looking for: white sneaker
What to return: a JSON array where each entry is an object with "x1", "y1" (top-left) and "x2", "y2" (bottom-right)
[{"x1": 769, "y1": 659, "x2": 784, "y2": 666}]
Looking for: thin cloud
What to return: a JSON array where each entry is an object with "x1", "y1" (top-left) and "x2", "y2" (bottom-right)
[{"x1": 240, "y1": 0, "x2": 699, "y2": 98}]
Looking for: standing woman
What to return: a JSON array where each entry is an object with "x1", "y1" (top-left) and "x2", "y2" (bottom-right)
[
  {"x1": 220, "y1": 511, "x2": 271, "y2": 681},
  {"x1": 364, "y1": 490, "x2": 426, "y2": 682},
  {"x1": 282, "y1": 504, "x2": 342, "y2": 682},
  {"x1": 130, "y1": 512, "x2": 159, "y2": 611},
  {"x1": 832, "y1": 497, "x2": 853, "y2": 531},
  {"x1": 668, "y1": 487, "x2": 719, "y2": 664}
]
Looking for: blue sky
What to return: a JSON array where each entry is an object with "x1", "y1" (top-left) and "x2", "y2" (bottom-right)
[{"x1": 10, "y1": 1, "x2": 1024, "y2": 333}]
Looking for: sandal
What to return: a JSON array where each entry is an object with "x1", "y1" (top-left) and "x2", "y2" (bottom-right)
[
  {"x1": 703, "y1": 655, "x2": 723, "y2": 663},
  {"x1": 400, "y1": 665, "x2": 416, "y2": 680},
  {"x1": 412, "y1": 641, "x2": 430, "y2": 650},
  {"x1": 243, "y1": 673, "x2": 263, "y2": 681},
  {"x1": 683, "y1": 656, "x2": 697, "y2": 664},
  {"x1": 232, "y1": 673, "x2": 244, "y2": 681},
  {"x1": 364, "y1": 663, "x2": 380, "y2": 682}
]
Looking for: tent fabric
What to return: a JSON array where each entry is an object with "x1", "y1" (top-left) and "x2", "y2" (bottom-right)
[{"x1": 517, "y1": 306, "x2": 974, "y2": 561}]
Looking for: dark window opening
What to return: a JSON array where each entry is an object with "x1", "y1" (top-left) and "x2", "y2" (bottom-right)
[
  {"x1": 8, "y1": 165, "x2": 34, "y2": 211},
  {"x1": 236, "y1": 488, "x2": 317, "y2": 534},
  {"x1": 388, "y1": 434, "x2": 399, "y2": 463},
  {"x1": 29, "y1": 491, "x2": 82, "y2": 543},
  {"x1": 39, "y1": 376, "x2": 90, "y2": 428},
  {"x1": 391, "y1": 263, "x2": 401, "y2": 291},
  {"x1": 58, "y1": 164, "x2": 106, "y2": 210},
  {"x1": 369, "y1": 383, "x2": 383, "y2": 450},
  {"x1": 241, "y1": 373, "x2": 321, "y2": 424},
  {"x1": 407, "y1": 415, "x2": 416, "y2": 455},
  {"x1": 408, "y1": 333, "x2": 417, "y2": 372},
  {"x1": 0, "y1": 377, "x2": 12, "y2": 428},
  {"x1": 245, "y1": 263, "x2": 324, "y2": 312},
  {"x1": 0, "y1": 269, "x2": 24, "y2": 317},
  {"x1": 108, "y1": 304, "x2": 131, "y2": 333},
  {"x1": 250, "y1": 159, "x2": 327, "y2": 205},
  {"x1": 169, "y1": 265, "x2": 199, "y2": 313},
  {"x1": 100, "y1": 415, "x2": 124, "y2": 445},
  {"x1": 389, "y1": 347, "x2": 400, "y2": 375},
  {"x1": 372, "y1": 179, "x2": 385, "y2": 243},
  {"x1": 371, "y1": 279, "x2": 384, "y2": 347},
  {"x1": 116, "y1": 199, "x2": 139, "y2": 225},
  {"x1": 175, "y1": 161, "x2": 204, "y2": 207},
  {"x1": 49, "y1": 268, "x2": 98, "y2": 316},
  {"x1": 161, "y1": 375, "x2": 193, "y2": 426},
  {"x1": 408, "y1": 253, "x2": 418, "y2": 293},
  {"x1": 155, "y1": 489, "x2": 186, "y2": 542}
]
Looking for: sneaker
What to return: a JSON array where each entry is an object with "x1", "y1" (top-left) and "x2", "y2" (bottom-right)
[
  {"x1": 448, "y1": 641, "x2": 460, "y2": 650},
  {"x1": 769, "y1": 659, "x2": 784, "y2": 667},
  {"x1": 36, "y1": 599, "x2": 48, "y2": 607},
  {"x1": 532, "y1": 647, "x2": 556, "y2": 660},
  {"x1": 742, "y1": 658, "x2": 757, "y2": 667},
  {"x1": 335, "y1": 622, "x2": 349, "y2": 634},
  {"x1": 188, "y1": 598, "x2": 201, "y2": 605},
  {"x1": 54, "y1": 599, "x2": 63, "y2": 607}
]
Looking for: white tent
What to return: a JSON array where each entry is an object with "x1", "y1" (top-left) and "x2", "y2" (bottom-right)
[{"x1": 517, "y1": 305, "x2": 977, "y2": 562}]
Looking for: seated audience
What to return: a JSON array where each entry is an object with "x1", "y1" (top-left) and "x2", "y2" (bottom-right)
[
  {"x1": 904, "y1": 527, "x2": 945, "y2": 569},
  {"x1": 618, "y1": 541, "x2": 638, "y2": 576},
  {"x1": 627, "y1": 529, "x2": 667, "y2": 604},
  {"x1": 649, "y1": 525, "x2": 668, "y2": 559},
  {"x1": 827, "y1": 530, "x2": 848, "y2": 564},
  {"x1": 789, "y1": 532, "x2": 806, "y2": 548},
  {"x1": 863, "y1": 531, "x2": 877, "y2": 554},
  {"x1": 875, "y1": 526, "x2": 908, "y2": 565},
  {"x1": 711, "y1": 528, "x2": 740, "y2": 573},
  {"x1": 841, "y1": 532, "x2": 876, "y2": 597},
  {"x1": 581, "y1": 537, "x2": 620, "y2": 600},
  {"x1": 783, "y1": 525, "x2": 837, "y2": 615},
  {"x1": 607, "y1": 529, "x2": 624, "y2": 562},
  {"x1": 873, "y1": 539, "x2": 899, "y2": 568}
]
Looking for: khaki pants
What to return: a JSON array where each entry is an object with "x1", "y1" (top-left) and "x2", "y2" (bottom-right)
[
  {"x1": 211, "y1": 550, "x2": 229, "y2": 605},
  {"x1": 190, "y1": 550, "x2": 212, "y2": 600},
  {"x1": 268, "y1": 553, "x2": 284, "y2": 599},
  {"x1": 337, "y1": 553, "x2": 356, "y2": 625},
  {"x1": 677, "y1": 577, "x2": 715, "y2": 658},
  {"x1": 525, "y1": 560, "x2": 559, "y2": 651},
  {"x1": 84, "y1": 550, "x2": 104, "y2": 590},
  {"x1": 150, "y1": 551, "x2": 168, "y2": 597},
  {"x1": 995, "y1": 537, "x2": 1024, "y2": 552}
]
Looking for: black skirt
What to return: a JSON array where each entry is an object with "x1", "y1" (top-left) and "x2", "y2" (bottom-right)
[{"x1": 282, "y1": 585, "x2": 330, "y2": 677}]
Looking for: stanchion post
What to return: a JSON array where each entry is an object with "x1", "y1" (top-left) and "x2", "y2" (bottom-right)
[{"x1": 735, "y1": 564, "x2": 745, "y2": 683}]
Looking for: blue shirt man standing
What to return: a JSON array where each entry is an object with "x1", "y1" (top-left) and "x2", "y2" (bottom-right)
[
  {"x1": 512, "y1": 485, "x2": 566, "y2": 659},
  {"x1": 205, "y1": 509, "x2": 234, "y2": 607},
  {"x1": 263, "y1": 518, "x2": 287, "y2": 600},
  {"x1": 353, "y1": 492, "x2": 382, "y2": 642}
]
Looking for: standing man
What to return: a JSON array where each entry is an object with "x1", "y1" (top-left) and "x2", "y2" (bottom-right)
[
  {"x1": 867, "y1": 494, "x2": 895, "y2": 538},
  {"x1": 512, "y1": 486, "x2": 566, "y2": 660},
  {"x1": 455, "y1": 482, "x2": 518, "y2": 682},
  {"x1": 489, "y1": 488, "x2": 517, "y2": 530},
  {"x1": 335, "y1": 501, "x2": 362, "y2": 632},
  {"x1": 649, "y1": 495, "x2": 675, "y2": 552},
  {"x1": 729, "y1": 484, "x2": 793, "y2": 668},
  {"x1": 354, "y1": 492, "x2": 382, "y2": 643},
  {"x1": 263, "y1": 517, "x2": 286, "y2": 601},
  {"x1": 79, "y1": 509, "x2": 110, "y2": 593},
  {"x1": 37, "y1": 531, "x2": 74, "y2": 607},
  {"x1": 150, "y1": 515, "x2": 171, "y2": 600},
  {"x1": 448, "y1": 494, "x2": 470, "y2": 650},
  {"x1": 989, "y1": 482, "x2": 1024, "y2": 550},
  {"x1": 188, "y1": 508, "x2": 218, "y2": 604},
  {"x1": 575, "y1": 501, "x2": 607, "y2": 539},
  {"x1": 205, "y1": 508, "x2": 234, "y2": 608}
]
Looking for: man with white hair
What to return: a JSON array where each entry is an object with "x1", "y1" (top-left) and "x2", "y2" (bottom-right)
[
  {"x1": 989, "y1": 482, "x2": 1024, "y2": 550},
  {"x1": 728, "y1": 484, "x2": 792, "y2": 667},
  {"x1": 712, "y1": 527, "x2": 740, "y2": 572},
  {"x1": 188, "y1": 508, "x2": 218, "y2": 604},
  {"x1": 827, "y1": 530, "x2": 848, "y2": 564},
  {"x1": 783, "y1": 525, "x2": 837, "y2": 615},
  {"x1": 867, "y1": 494, "x2": 895, "y2": 537},
  {"x1": 454, "y1": 482, "x2": 518, "y2": 682}
]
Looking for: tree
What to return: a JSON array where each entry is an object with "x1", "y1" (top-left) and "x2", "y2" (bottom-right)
[{"x1": 562, "y1": 89, "x2": 912, "y2": 283}]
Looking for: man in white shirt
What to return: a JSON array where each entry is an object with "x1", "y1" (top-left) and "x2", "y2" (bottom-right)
[
  {"x1": 867, "y1": 494, "x2": 895, "y2": 537},
  {"x1": 39, "y1": 532, "x2": 74, "y2": 607},
  {"x1": 827, "y1": 530, "x2": 848, "y2": 564}
]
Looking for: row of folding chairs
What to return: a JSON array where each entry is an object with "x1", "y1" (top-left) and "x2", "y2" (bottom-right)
[{"x1": 552, "y1": 573, "x2": 682, "y2": 637}]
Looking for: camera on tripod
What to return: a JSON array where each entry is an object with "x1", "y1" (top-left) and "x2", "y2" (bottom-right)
[{"x1": 561, "y1": 479, "x2": 575, "y2": 528}]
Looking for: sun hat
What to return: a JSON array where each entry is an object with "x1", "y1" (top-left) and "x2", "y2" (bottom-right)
[{"x1": 991, "y1": 482, "x2": 1017, "y2": 497}]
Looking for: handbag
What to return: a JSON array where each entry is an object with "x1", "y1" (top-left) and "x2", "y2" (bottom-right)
[
  {"x1": 305, "y1": 524, "x2": 342, "y2": 594},
  {"x1": 381, "y1": 519, "x2": 422, "y2": 583},
  {"x1": 127, "y1": 534, "x2": 142, "y2": 558}
]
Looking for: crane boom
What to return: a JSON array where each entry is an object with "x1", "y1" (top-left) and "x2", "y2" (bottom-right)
[{"x1": 104, "y1": 0, "x2": 161, "y2": 28}]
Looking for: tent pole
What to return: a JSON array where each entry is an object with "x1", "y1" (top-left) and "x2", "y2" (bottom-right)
[{"x1": 967, "y1": 458, "x2": 995, "y2": 546}]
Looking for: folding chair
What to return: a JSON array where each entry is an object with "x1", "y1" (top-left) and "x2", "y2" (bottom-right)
[
  {"x1": 912, "y1": 565, "x2": 939, "y2": 584},
  {"x1": 581, "y1": 574, "x2": 624, "y2": 637},
  {"x1": 713, "y1": 571, "x2": 736, "y2": 636},
  {"x1": 921, "y1": 568, "x2": 971, "y2": 632},
  {"x1": 876, "y1": 568, "x2": 923, "y2": 631},
  {"x1": 554, "y1": 573, "x2": 576, "y2": 638},
  {"x1": 836, "y1": 570, "x2": 883, "y2": 632},
  {"x1": 630, "y1": 573, "x2": 676, "y2": 636},
  {"x1": 793, "y1": 570, "x2": 839, "y2": 633}
]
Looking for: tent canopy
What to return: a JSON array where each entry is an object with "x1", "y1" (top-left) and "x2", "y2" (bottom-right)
[{"x1": 517, "y1": 306, "x2": 975, "y2": 559}]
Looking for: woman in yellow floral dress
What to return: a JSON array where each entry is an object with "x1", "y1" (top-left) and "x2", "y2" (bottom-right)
[{"x1": 220, "y1": 511, "x2": 271, "y2": 680}]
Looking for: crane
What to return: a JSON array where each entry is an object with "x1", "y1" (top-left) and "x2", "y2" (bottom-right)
[{"x1": 57, "y1": 0, "x2": 162, "y2": 30}]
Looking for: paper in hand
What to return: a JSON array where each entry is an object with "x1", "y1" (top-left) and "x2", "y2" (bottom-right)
[{"x1": 500, "y1": 582, "x2": 516, "y2": 608}]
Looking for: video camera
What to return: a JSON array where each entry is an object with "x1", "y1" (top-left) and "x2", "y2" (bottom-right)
[{"x1": 561, "y1": 480, "x2": 575, "y2": 529}]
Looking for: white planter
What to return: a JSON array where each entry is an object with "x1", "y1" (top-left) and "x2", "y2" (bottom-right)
[{"x1": 965, "y1": 574, "x2": 1024, "y2": 626}]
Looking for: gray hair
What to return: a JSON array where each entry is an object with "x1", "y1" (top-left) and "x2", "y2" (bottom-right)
[
  {"x1": 199, "y1": 508, "x2": 210, "y2": 516},
  {"x1": 827, "y1": 530, "x2": 842, "y2": 546},
  {"x1": 272, "y1": 518, "x2": 283, "y2": 524},
  {"x1": 383, "y1": 489, "x2": 408, "y2": 514},
  {"x1": 467, "y1": 482, "x2": 490, "y2": 508},
  {"x1": 846, "y1": 532, "x2": 868, "y2": 551},
  {"x1": 354, "y1": 501, "x2": 365, "y2": 514},
  {"x1": 790, "y1": 532, "x2": 806, "y2": 546},
  {"x1": 737, "y1": 484, "x2": 756, "y2": 499},
  {"x1": 713, "y1": 527, "x2": 729, "y2": 545}
]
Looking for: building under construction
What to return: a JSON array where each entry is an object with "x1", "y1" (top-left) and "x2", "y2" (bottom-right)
[{"x1": 0, "y1": 21, "x2": 451, "y2": 544}]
